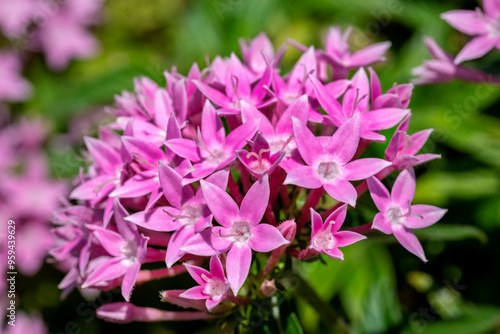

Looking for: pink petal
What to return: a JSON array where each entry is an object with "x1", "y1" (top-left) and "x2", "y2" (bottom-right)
[
  {"x1": 334, "y1": 231, "x2": 367, "y2": 247},
  {"x1": 180, "y1": 286, "x2": 206, "y2": 300},
  {"x1": 325, "y1": 204, "x2": 348, "y2": 233},
  {"x1": 209, "y1": 255, "x2": 226, "y2": 282},
  {"x1": 406, "y1": 129, "x2": 434, "y2": 155},
  {"x1": 153, "y1": 89, "x2": 173, "y2": 130},
  {"x1": 325, "y1": 79, "x2": 351, "y2": 99},
  {"x1": 83, "y1": 258, "x2": 127, "y2": 288},
  {"x1": 362, "y1": 108, "x2": 410, "y2": 131},
  {"x1": 326, "y1": 113, "x2": 361, "y2": 164},
  {"x1": 404, "y1": 205, "x2": 447, "y2": 229},
  {"x1": 367, "y1": 176, "x2": 391, "y2": 212},
  {"x1": 109, "y1": 174, "x2": 157, "y2": 198},
  {"x1": 125, "y1": 207, "x2": 182, "y2": 232},
  {"x1": 84, "y1": 137, "x2": 121, "y2": 174},
  {"x1": 369, "y1": 67, "x2": 382, "y2": 101},
  {"x1": 393, "y1": 225, "x2": 427, "y2": 262},
  {"x1": 166, "y1": 227, "x2": 195, "y2": 268},
  {"x1": 484, "y1": 0, "x2": 500, "y2": 18},
  {"x1": 92, "y1": 228, "x2": 124, "y2": 257},
  {"x1": 249, "y1": 224, "x2": 289, "y2": 252},
  {"x1": 193, "y1": 80, "x2": 231, "y2": 109},
  {"x1": 159, "y1": 162, "x2": 194, "y2": 209},
  {"x1": 165, "y1": 138, "x2": 202, "y2": 162},
  {"x1": 122, "y1": 262, "x2": 140, "y2": 301},
  {"x1": 275, "y1": 95, "x2": 310, "y2": 137},
  {"x1": 185, "y1": 263, "x2": 211, "y2": 286},
  {"x1": 343, "y1": 68, "x2": 369, "y2": 113},
  {"x1": 292, "y1": 116, "x2": 321, "y2": 166},
  {"x1": 310, "y1": 208, "x2": 323, "y2": 235},
  {"x1": 206, "y1": 298, "x2": 222, "y2": 312},
  {"x1": 288, "y1": 47, "x2": 316, "y2": 92},
  {"x1": 440, "y1": 10, "x2": 488, "y2": 35},
  {"x1": 226, "y1": 53, "x2": 251, "y2": 99},
  {"x1": 455, "y1": 36, "x2": 496, "y2": 64},
  {"x1": 223, "y1": 117, "x2": 261, "y2": 152},
  {"x1": 372, "y1": 212, "x2": 392, "y2": 234},
  {"x1": 122, "y1": 136, "x2": 165, "y2": 165},
  {"x1": 240, "y1": 175, "x2": 270, "y2": 226},
  {"x1": 201, "y1": 100, "x2": 226, "y2": 149},
  {"x1": 349, "y1": 41, "x2": 391, "y2": 67},
  {"x1": 283, "y1": 166, "x2": 323, "y2": 189},
  {"x1": 240, "y1": 101, "x2": 274, "y2": 137},
  {"x1": 309, "y1": 75, "x2": 344, "y2": 125},
  {"x1": 324, "y1": 247, "x2": 344, "y2": 261},
  {"x1": 391, "y1": 168, "x2": 416, "y2": 207},
  {"x1": 226, "y1": 244, "x2": 252, "y2": 295},
  {"x1": 205, "y1": 168, "x2": 230, "y2": 191},
  {"x1": 343, "y1": 158, "x2": 392, "y2": 181},
  {"x1": 323, "y1": 179, "x2": 357, "y2": 207},
  {"x1": 70, "y1": 175, "x2": 115, "y2": 200},
  {"x1": 200, "y1": 179, "x2": 239, "y2": 227}
]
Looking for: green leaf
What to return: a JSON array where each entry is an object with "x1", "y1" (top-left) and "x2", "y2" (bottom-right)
[
  {"x1": 285, "y1": 313, "x2": 304, "y2": 334},
  {"x1": 405, "y1": 307, "x2": 500, "y2": 334},
  {"x1": 413, "y1": 225, "x2": 488, "y2": 244}
]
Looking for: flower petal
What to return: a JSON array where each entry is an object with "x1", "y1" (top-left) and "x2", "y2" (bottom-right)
[
  {"x1": 455, "y1": 36, "x2": 496, "y2": 64},
  {"x1": 325, "y1": 204, "x2": 348, "y2": 233},
  {"x1": 200, "y1": 179, "x2": 239, "y2": 227},
  {"x1": 226, "y1": 244, "x2": 252, "y2": 295},
  {"x1": 180, "y1": 286, "x2": 206, "y2": 300},
  {"x1": 326, "y1": 113, "x2": 361, "y2": 164},
  {"x1": 122, "y1": 262, "x2": 141, "y2": 301},
  {"x1": 334, "y1": 231, "x2": 367, "y2": 247},
  {"x1": 184, "y1": 264, "x2": 211, "y2": 286},
  {"x1": 292, "y1": 116, "x2": 321, "y2": 166},
  {"x1": 440, "y1": 10, "x2": 488, "y2": 35},
  {"x1": 393, "y1": 225, "x2": 427, "y2": 262},
  {"x1": 391, "y1": 168, "x2": 416, "y2": 207},
  {"x1": 343, "y1": 158, "x2": 392, "y2": 181},
  {"x1": 367, "y1": 176, "x2": 391, "y2": 212},
  {"x1": 249, "y1": 224, "x2": 289, "y2": 252},
  {"x1": 310, "y1": 208, "x2": 323, "y2": 235},
  {"x1": 240, "y1": 175, "x2": 270, "y2": 226},
  {"x1": 404, "y1": 205, "x2": 447, "y2": 229},
  {"x1": 209, "y1": 255, "x2": 226, "y2": 282},
  {"x1": 323, "y1": 179, "x2": 357, "y2": 207},
  {"x1": 283, "y1": 165, "x2": 323, "y2": 188},
  {"x1": 371, "y1": 212, "x2": 392, "y2": 235}
]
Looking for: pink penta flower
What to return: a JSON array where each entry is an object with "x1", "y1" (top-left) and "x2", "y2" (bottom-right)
[
  {"x1": 367, "y1": 168, "x2": 447, "y2": 262},
  {"x1": 236, "y1": 132, "x2": 285, "y2": 178},
  {"x1": 385, "y1": 114, "x2": 440, "y2": 170},
  {"x1": 309, "y1": 205, "x2": 366, "y2": 260},
  {"x1": 441, "y1": 0, "x2": 500, "y2": 64},
  {"x1": 182, "y1": 175, "x2": 289, "y2": 295},
  {"x1": 180, "y1": 255, "x2": 229, "y2": 312},
  {"x1": 284, "y1": 114, "x2": 392, "y2": 207}
]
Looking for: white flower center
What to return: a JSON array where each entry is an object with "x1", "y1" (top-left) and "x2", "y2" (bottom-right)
[
  {"x1": 203, "y1": 277, "x2": 228, "y2": 300},
  {"x1": 313, "y1": 230, "x2": 335, "y2": 250},
  {"x1": 386, "y1": 206, "x2": 405, "y2": 225},
  {"x1": 120, "y1": 240, "x2": 138, "y2": 266},
  {"x1": 181, "y1": 204, "x2": 202, "y2": 227},
  {"x1": 317, "y1": 161, "x2": 341, "y2": 180},
  {"x1": 230, "y1": 220, "x2": 252, "y2": 244}
]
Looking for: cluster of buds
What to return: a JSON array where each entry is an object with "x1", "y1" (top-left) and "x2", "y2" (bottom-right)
[{"x1": 51, "y1": 28, "x2": 446, "y2": 322}]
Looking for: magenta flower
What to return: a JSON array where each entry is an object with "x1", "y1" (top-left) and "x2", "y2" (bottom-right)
[
  {"x1": 441, "y1": 1, "x2": 500, "y2": 64},
  {"x1": 239, "y1": 32, "x2": 277, "y2": 76},
  {"x1": 385, "y1": 114, "x2": 441, "y2": 170},
  {"x1": 165, "y1": 100, "x2": 260, "y2": 184},
  {"x1": 126, "y1": 164, "x2": 228, "y2": 268},
  {"x1": 284, "y1": 114, "x2": 392, "y2": 206},
  {"x1": 182, "y1": 175, "x2": 289, "y2": 295},
  {"x1": 367, "y1": 168, "x2": 447, "y2": 262},
  {"x1": 180, "y1": 255, "x2": 229, "y2": 311},
  {"x1": 310, "y1": 68, "x2": 410, "y2": 142},
  {"x1": 236, "y1": 132, "x2": 285, "y2": 178},
  {"x1": 83, "y1": 200, "x2": 149, "y2": 301},
  {"x1": 309, "y1": 205, "x2": 366, "y2": 260}
]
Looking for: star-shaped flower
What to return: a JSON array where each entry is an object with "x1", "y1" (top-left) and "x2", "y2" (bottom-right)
[
  {"x1": 284, "y1": 114, "x2": 392, "y2": 206},
  {"x1": 367, "y1": 168, "x2": 447, "y2": 262},
  {"x1": 309, "y1": 205, "x2": 366, "y2": 260}
]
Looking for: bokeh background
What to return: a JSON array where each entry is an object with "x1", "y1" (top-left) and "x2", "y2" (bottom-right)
[{"x1": 3, "y1": 0, "x2": 500, "y2": 333}]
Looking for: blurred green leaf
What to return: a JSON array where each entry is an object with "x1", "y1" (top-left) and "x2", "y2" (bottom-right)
[
  {"x1": 285, "y1": 313, "x2": 304, "y2": 334},
  {"x1": 413, "y1": 225, "x2": 488, "y2": 244},
  {"x1": 406, "y1": 306, "x2": 500, "y2": 334}
]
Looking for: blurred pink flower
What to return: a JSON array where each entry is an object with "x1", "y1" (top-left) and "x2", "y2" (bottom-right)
[{"x1": 0, "y1": 51, "x2": 31, "y2": 102}]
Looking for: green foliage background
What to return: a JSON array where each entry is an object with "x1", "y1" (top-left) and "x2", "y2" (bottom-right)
[{"x1": 8, "y1": 0, "x2": 500, "y2": 333}]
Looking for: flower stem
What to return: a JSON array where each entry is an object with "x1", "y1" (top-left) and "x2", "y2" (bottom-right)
[{"x1": 297, "y1": 187, "x2": 325, "y2": 231}]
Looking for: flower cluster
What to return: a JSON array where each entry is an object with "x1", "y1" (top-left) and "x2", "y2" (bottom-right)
[
  {"x1": 0, "y1": 0, "x2": 104, "y2": 102},
  {"x1": 52, "y1": 28, "x2": 446, "y2": 322}
]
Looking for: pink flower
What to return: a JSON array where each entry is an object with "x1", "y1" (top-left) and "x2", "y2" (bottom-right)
[
  {"x1": 0, "y1": 51, "x2": 31, "y2": 102},
  {"x1": 441, "y1": 0, "x2": 500, "y2": 63},
  {"x1": 284, "y1": 114, "x2": 392, "y2": 207},
  {"x1": 309, "y1": 205, "x2": 366, "y2": 260},
  {"x1": 182, "y1": 175, "x2": 289, "y2": 295},
  {"x1": 367, "y1": 168, "x2": 447, "y2": 262},
  {"x1": 236, "y1": 132, "x2": 285, "y2": 178},
  {"x1": 0, "y1": 0, "x2": 35, "y2": 37},
  {"x1": 180, "y1": 255, "x2": 229, "y2": 311}
]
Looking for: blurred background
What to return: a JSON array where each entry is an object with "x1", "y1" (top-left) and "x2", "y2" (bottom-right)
[{"x1": 2, "y1": 0, "x2": 500, "y2": 333}]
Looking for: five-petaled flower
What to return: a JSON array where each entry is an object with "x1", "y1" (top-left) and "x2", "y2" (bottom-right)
[{"x1": 367, "y1": 168, "x2": 447, "y2": 262}]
